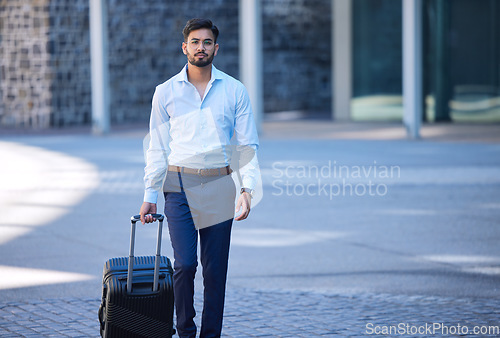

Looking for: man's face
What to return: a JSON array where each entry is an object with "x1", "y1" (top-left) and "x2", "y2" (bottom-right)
[{"x1": 182, "y1": 28, "x2": 219, "y2": 68}]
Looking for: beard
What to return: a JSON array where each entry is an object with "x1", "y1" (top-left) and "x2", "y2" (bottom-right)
[{"x1": 187, "y1": 51, "x2": 215, "y2": 68}]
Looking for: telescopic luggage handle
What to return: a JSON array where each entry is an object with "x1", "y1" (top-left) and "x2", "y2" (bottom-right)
[{"x1": 128, "y1": 214, "x2": 164, "y2": 293}]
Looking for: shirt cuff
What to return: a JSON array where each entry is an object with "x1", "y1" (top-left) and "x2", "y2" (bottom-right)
[{"x1": 144, "y1": 189, "x2": 158, "y2": 204}]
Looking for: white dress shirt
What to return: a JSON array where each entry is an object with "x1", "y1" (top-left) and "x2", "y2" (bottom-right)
[{"x1": 143, "y1": 64, "x2": 260, "y2": 204}]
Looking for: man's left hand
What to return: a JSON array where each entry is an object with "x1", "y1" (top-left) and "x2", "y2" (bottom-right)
[{"x1": 235, "y1": 192, "x2": 251, "y2": 221}]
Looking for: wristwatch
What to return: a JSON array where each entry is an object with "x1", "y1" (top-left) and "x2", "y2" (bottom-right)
[{"x1": 240, "y1": 188, "x2": 254, "y2": 198}]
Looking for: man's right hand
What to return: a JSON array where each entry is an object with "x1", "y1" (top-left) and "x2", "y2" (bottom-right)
[{"x1": 139, "y1": 202, "x2": 157, "y2": 224}]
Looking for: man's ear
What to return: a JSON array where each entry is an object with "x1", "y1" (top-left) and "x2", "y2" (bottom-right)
[
  {"x1": 214, "y1": 43, "x2": 219, "y2": 57},
  {"x1": 182, "y1": 42, "x2": 187, "y2": 55}
]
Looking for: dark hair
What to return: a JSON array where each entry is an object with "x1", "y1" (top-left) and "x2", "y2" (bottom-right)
[{"x1": 182, "y1": 18, "x2": 219, "y2": 43}]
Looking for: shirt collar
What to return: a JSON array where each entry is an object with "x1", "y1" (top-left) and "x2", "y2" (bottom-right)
[{"x1": 176, "y1": 64, "x2": 223, "y2": 83}]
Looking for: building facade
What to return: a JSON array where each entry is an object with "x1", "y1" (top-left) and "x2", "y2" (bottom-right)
[
  {"x1": 0, "y1": 0, "x2": 331, "y2": 129},
  {"x1": 0, "y1": 0, "x2": 498, "y2": 129}
]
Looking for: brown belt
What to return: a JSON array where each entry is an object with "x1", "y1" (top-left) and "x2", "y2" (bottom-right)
[{"x1": 168, "y1": 165, "x2": 232, "y2": 176}]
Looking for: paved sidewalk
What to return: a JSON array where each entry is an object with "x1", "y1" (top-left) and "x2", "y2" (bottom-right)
[
  {"x1": 1, "y1": 121, "x2": 500, "y2": 337},
  {"x1": 1, "y1": 288, "x2": 499, "y2": 337},
  {"x1": 261, "y1": 120, "x2": 500, "y2": 143}
]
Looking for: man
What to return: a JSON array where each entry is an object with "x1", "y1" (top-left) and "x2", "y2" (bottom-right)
[{"x1": 139, "y1": 18, "x2": 259, "y2": 338}]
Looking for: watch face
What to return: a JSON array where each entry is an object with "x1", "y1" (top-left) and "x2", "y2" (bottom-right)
[{"x1": 241, "y1": 188, "x2": 254, "y2": 196}]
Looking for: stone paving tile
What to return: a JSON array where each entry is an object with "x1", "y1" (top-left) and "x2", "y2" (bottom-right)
[{"x1": 0, "y1": 289, "x2": 499, "y2": 337}]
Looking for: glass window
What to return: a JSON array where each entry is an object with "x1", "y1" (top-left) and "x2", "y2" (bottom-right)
[
  {"x1": 351, "y1": 0, "x2": 500, "y2": 123},
  {"x1": 424, "y1": 0, "x2": 500, "y2": 122},
  {"x1": 352, "y1": 0, "x2": 403, "y2": 121}
]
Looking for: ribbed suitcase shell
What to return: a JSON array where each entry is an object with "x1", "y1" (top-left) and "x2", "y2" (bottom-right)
[{"x1": 99, "y1": 256, "x2": 174, "y2": 337}]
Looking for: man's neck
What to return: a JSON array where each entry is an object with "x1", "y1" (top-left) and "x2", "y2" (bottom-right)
[{"x1": 186, "y1": 63, "x2": 212, "y2": 84}]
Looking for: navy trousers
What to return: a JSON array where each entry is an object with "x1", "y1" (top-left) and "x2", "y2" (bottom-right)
[{"x1": 164, "y1": 188, "x2": 233, "y2": 338}]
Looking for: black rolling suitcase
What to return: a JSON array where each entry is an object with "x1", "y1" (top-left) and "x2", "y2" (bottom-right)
[{"x1": 98, "y1": 214, "x2": 175, "y2": 337}]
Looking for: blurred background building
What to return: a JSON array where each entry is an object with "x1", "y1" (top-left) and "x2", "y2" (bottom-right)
[
  {"x1": 0, "y1": 0, "x2": 499, "y2": 130},
  {"x1": 352, "y1": 0, "x2": 500, "y2": 123}
]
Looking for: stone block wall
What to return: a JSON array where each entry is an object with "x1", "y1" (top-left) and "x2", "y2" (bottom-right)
[
  {"x1": 49, "y1": 1, "x2": 91, "y2": 127},
  {"x1": 106, "y1": 0, "x2": 239, "y2": 124},
  {"x1": 0, "y1": 0, "x2": 331, "y2": 129},
  {"x1": 263, "y1": 0, "x2": 331, "y2": 113},
  {"x1": 0, "y1": 0, "x2": 90, "y2": 128},
  {"x1": 1, "y1": 0, "x2": 51, "y2": 128}
]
